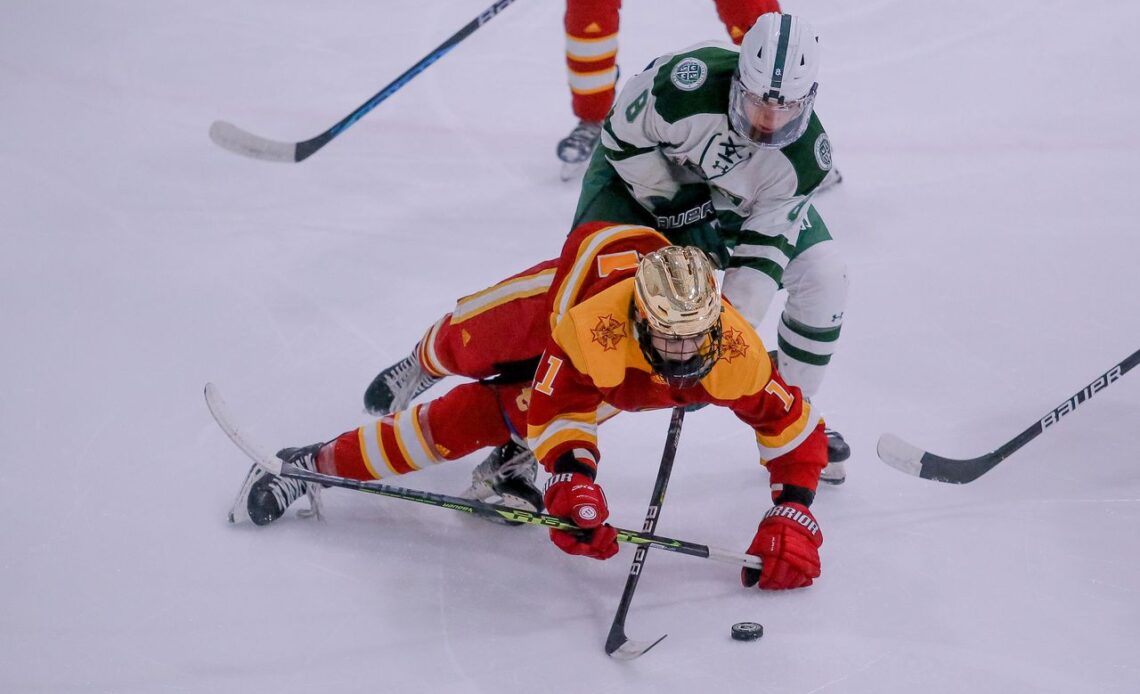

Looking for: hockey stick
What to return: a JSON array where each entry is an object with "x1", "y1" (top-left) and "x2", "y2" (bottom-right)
[
  {"x1": 605, "y1": 407, "x2": 685, "y2": 660},
  {"x1": 878, "y1": 347, "x2": 1140, "y2": 484},
  {"x1": 205, "y1": 383, "x2": 761, "y2": 569},
  {"x1": 208, "y1": 0, "x2": 521, "y2": 163}
]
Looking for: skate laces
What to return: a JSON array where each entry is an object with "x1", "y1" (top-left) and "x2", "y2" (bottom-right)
[
  {"x1": 494, "y1": 444, "x2": 537, "y2": 483},
  {"x1": 383, "y1": 354, "x2": 439, "y2": 410},
  {"x1": 267, "y1": 475, "x2": 309, "y2": 511},
  {"x1": 567, "y1": 121, "x2": 600, "y2": 145},
  {"x1": 562, "y1": 121, "x2": 601, "y2": 150},
  {"x1": 275, "y1": 447, "x2": 321, "y2": 515},
  {"x1": 558, "y1": 121, "x2": 602, "y2": 163},
  {"x1": 472, "y1": 442, "x2": 536, "y2": 486}
]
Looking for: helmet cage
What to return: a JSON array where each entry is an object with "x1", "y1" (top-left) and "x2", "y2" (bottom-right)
[
  {"x1": 632, "y1": 305, "x2": 723, "y2": 388},
  {"x1": 728, "y1": 72, "x2": 817, "y2": 148}
]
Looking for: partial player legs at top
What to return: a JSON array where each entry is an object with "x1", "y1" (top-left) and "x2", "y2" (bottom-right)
[
  {"x1": 559, "y1": 0, "x2": 619, "y2": 175},
  {"x1": 558, "y1": 1, "x2": 780, "y2": 175},
  {"x1": 713, "y1": 0, "x2": 783, "y2": 44}
]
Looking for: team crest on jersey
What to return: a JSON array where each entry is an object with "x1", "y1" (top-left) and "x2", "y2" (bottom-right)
[
  {"x1": 814, "y1": 133, "x2": 833, "y2": 170},
  {"x1": 591, "y1": 314, "x2": 627, "y2": 351},
  {"x1": 719, "y1": 327, "x2": 749, "y2": 363},
  {"x1": 671, "y1": 58, "x2": 708, "y2": 91}
]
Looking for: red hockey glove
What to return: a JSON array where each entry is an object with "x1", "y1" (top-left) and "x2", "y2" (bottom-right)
[
  {"x1": 741, "y1": 503, "x2": 823, "y2": 590},
  {"x1": 543, "y1": 472, "x2": 619, "y2": 560}
]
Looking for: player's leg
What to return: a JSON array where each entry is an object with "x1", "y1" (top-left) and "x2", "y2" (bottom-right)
[
  {"x1": 712, "y1": 0, "x2": 781, "y2": 45},
  {"x1": 240, "y1": 381, "x2": 535, "y2": 525},
  {"x1": 363, "y1": 260, "x2": 558, "y2": 414},
  {"x1": 559, "y1": 0, "x2": 620, "y2": 174},
  {"x1": 777, "y1": 207, "x2": 850, "y2": 481}
]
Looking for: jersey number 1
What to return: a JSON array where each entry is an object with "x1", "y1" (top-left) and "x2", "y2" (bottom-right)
[{"x1": 535, "y1": 355, "x2": 564, "y2": 396}]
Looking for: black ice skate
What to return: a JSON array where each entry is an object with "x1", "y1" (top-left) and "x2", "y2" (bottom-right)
[
  {"x1": 557, "y1": 120, "x2": 602, "y2": 181},
  {"x1": 462, "y1": 440, "x2": 544, "y2": 524},
  {"x1": 229, "y1": 444, "x2": 324, "y2": 525},
  {"x1": 363, "y1": 351, "x2": 442, "y2": 415},
  {"x1": 819, "y1": 428, "x2": 850, "y2": 485},
  {"x1": 817, "y1": 167, "x2": 844, "y2": 194}
]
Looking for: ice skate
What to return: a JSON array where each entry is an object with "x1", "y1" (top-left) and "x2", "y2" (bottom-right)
[
  {"x1": 819, "y1": 428, "x2": 850, "y2": 485},
  {"x1": 817, "y1": 167, "x2": 844, "y2": 194},
  {"x1": 363, "y1": 351, "x2": 442, "y2": 415},
  {"x1": 557, "y1": 120, "x2": 601, "y2": 181},
  {"x1": 462, "y1": 440, "x2": 544, "y2": 525},
  {"x1": 229, "y1": 443, "x2": 324, "y2": 525}
]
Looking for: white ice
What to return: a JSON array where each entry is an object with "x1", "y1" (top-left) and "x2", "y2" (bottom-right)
[{"x1": 2, "y1": 1, "x2": 1138, "y2": 692}]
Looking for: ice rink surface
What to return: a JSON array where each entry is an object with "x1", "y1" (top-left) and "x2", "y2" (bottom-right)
[{"x1": 2, "y1": 1, "x2": 1138, "y2": 692}]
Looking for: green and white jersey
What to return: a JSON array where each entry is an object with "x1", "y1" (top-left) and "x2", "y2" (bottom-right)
[{"x1": 600, "y1": 42, "x2": 834, "y2": 285}]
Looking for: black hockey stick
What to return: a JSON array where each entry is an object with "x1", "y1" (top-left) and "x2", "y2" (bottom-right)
[
  {"x1": 878, "y1": 347, "x2": 1140, "y2": 484},
  {"x1": 209, "y1": 0, "x2": 521, "y2": 163},
  {"x1": 606, "y1": 407, "x2": 685, "y2": 660},
  {"x1": 205, "y1": 383, "x2": 761, "y2": 569},
  {"x1": 281, "y1": 461, "x2": 759, "y2": 566}
]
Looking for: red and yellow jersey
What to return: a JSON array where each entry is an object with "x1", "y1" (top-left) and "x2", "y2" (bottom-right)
[
  {"x1": 545, "y1": 221, "x2": 671, "y2": 329},
  {"x1": 413, "y1": 221, "x2": 668, "y2": 382},
  {"x1": 526, "y1": 278, "x2": 826, "y2": 491}
]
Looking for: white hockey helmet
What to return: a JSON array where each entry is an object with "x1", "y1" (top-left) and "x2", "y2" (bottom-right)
[
  {"x1": 729, "y1": 13, "x2": 821, "y2": 148},
  {"x1": 633, "y1": 246, "x2": 723, "y2": 388}
]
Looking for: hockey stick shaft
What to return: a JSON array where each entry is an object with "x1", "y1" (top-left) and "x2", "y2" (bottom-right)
[
  {"x1": 279, "y1": 461, "x2": 758, "y2": 568},
  {"x1": 210, "y1": 0, "x2": 521, "y2": 162},
  {"x1": 879, "y1": 347, "x2": 1140, "y2": 483},
  {"x1": 605, "y1": 407, "x2": 685, "y2": 659}
]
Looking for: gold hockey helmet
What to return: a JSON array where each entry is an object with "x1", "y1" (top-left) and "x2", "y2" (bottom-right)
[{"x1": 632, "y1": 246, "x2": 723, "y2": 387}]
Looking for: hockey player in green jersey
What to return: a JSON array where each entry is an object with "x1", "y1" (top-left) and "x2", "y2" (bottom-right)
[{"x1": 572, "y1": 12, "x2": 851, "y2": 482}]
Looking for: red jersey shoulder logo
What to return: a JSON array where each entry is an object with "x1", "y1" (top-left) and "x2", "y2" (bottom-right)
[
  {"x1": 590, "y1": 314, "x2": 627, "y2": 351},
  {"x1": 719, "y1": 326, "x2": 749, "y2": 363}
]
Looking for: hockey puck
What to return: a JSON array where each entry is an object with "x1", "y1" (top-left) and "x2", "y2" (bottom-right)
[{"x1": 731, "y1": 622, "x2": 764, "y2": 641}]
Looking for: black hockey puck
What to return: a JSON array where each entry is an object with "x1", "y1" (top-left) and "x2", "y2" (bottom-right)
[{"x1": 731, "y1": 622, "x2": 764, "y2": 641}]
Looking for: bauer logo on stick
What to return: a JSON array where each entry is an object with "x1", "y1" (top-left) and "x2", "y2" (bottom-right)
[{"x1": 1040, "y1": 365, "x2": 1122, "y2": 429}]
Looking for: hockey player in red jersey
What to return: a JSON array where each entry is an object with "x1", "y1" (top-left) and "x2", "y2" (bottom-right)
[
  {"x1": 558, "y1": 0, "x2": 781, "y2": 178},
  {"x1": 528, "y1": 245, "x2": 826, "y2": 589},
  {"x1": 234, "y1": 222, "x2": 675, "y2": 525},
  {"x1": 233, "y1": 228, "x2": 828, "y2": 590}
]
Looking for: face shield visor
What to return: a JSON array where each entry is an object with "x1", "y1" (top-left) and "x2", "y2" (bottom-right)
[{"x1": 728, "y1": 73, "x2": 817, "y2": 149}]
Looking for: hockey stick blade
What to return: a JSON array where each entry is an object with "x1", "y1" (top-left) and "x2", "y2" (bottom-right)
[
  {"x1": 208, "y1": 121, "x2": 300, "y2": 163},
  {"x1": 603, "y1": 407, "x2": 684, "y2": 660},
  {"x1": 607, "y1": 633, "x2": 668, "y2": 660},
  {"x1": 876, "y1": 433, "x2": 998, "y2": 484},
  {"x1": 204, "y1": 382, "x2": 282, "y2": 475},
  {"x1": 878, "y1": 347, "x2": 1140, "y2": 484},
  {"x1": 208, "y1": 0, "x2": 520, "y2": 163}
]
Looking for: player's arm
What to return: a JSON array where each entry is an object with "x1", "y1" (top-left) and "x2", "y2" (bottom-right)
[
  {"x1": 722, "y1": 114, "x2": 835, "y2": 323},
  {"x1": 526, "y1": 340, "x2": 604, "y2": 478},
  {"x1": 526, "y1": 331, "x2": 618, "y2": 560},
  {"x1": 727, "y1": 357, "x2": 828, "y2": 590}
]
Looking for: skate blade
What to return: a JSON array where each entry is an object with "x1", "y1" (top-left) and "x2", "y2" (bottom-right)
[
  {"x1": 227, "y1": 463, "x2": 262, "y2": 524},
  {"x1": 559, "y1": 160, "x2": 588, "y2": 182}
]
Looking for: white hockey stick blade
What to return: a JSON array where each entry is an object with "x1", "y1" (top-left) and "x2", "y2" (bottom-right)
[
  {"x1": 208, "y1": 121, "x2": 297, "y2": 163},
  {"x1": 876, "y1": 433, "x2": 926, "y2": 477},
  {"x1": 608, "y1": 634, "x2": 668, "y2": 661},
  {"x1": 204, "y1": 382, "x2": 282, "y2": 476}
]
